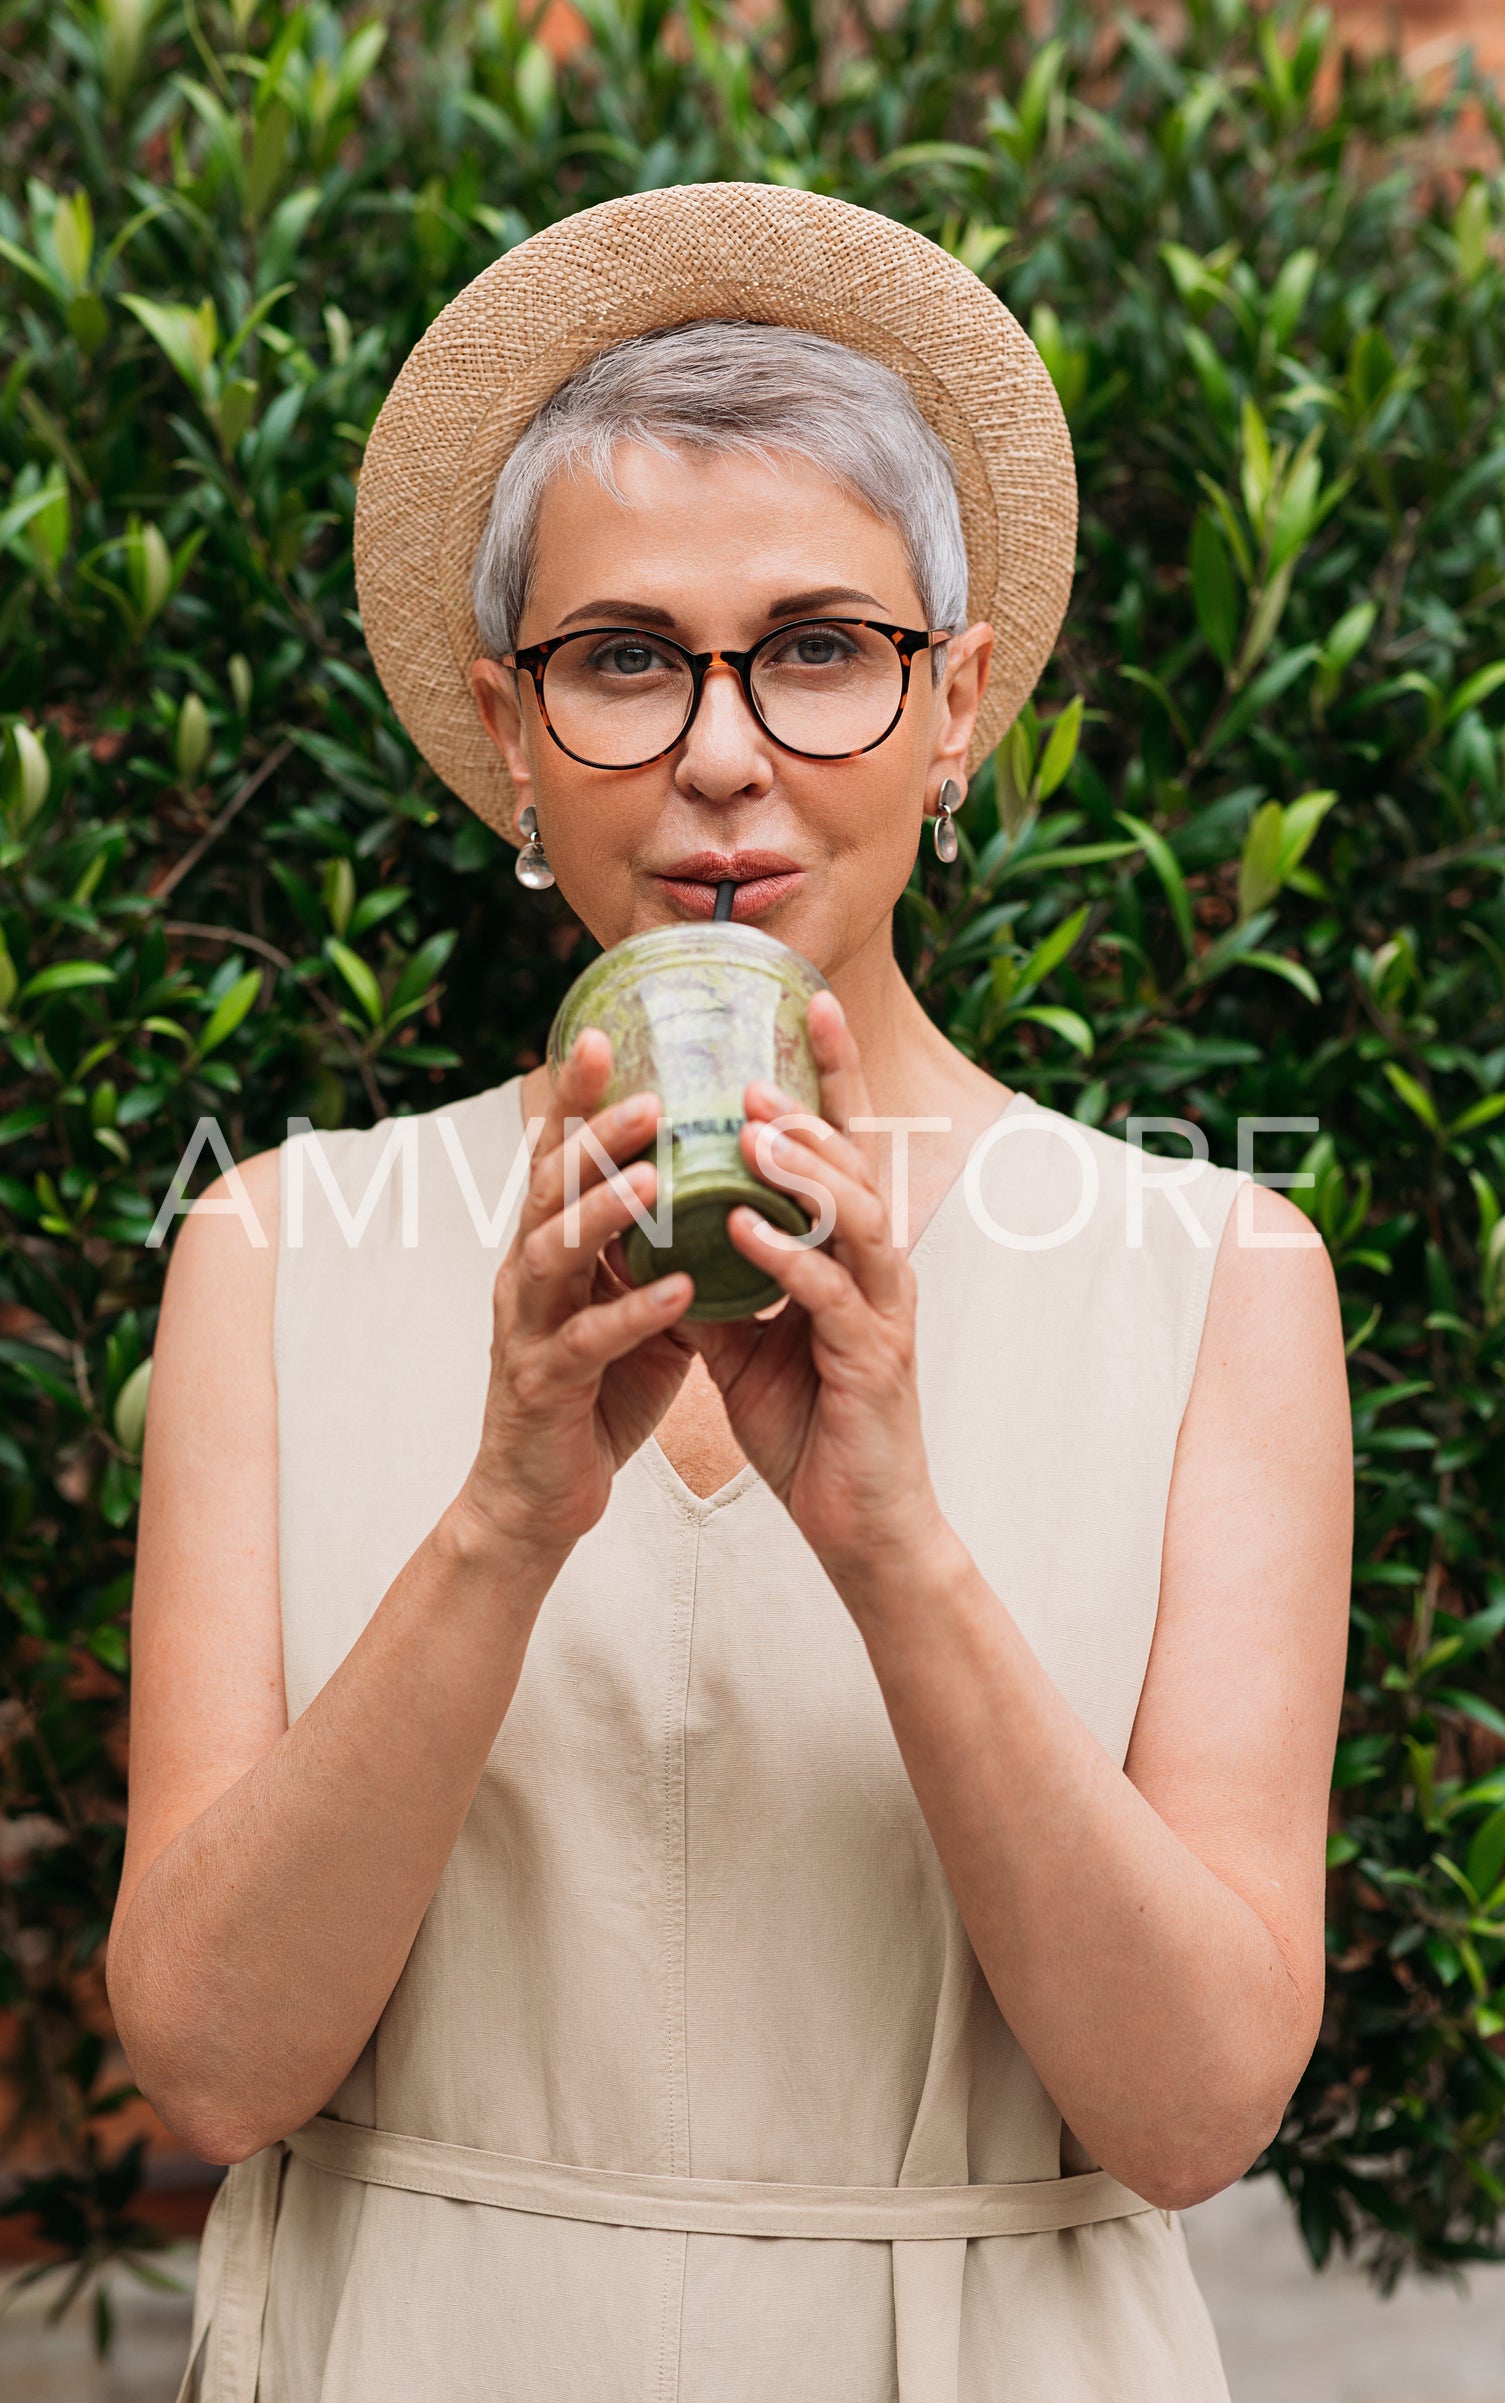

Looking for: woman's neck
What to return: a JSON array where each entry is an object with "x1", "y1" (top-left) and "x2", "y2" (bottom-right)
[{"x1": 823, "y1": 923, "x2": 1007, "y2": 1129}]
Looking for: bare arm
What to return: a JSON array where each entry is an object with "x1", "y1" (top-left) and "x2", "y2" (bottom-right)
[
  {"x1": 686, "y1": 995, "x2": 1351, "y2": 2210},
  {"x1": 846, "y1": 1181, "x2": 1352, "y2": 2209},
  {"x1": 106, "y1": 1039, "x2": 697, "y2": 2163}
]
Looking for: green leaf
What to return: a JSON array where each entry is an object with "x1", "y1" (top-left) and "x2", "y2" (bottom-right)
[
  {"x1": 224, "y1": 282, "x2": 297, "y2": 367},
  {"x1": 112, "y1": 1358, "x2": 152, "y2": 1457},
  {"x1": 388, "y1": 928, "x2": 458, "y2": 1019},
  {"x1": 1450, "y1": 1094, "x2": 1505, "y2": 1136},
  {"x1": 1033, "y1": 696, "x2": 1083, "y2": 800},
  {"x1": 196, "y1": 968, "x2": 261, "y2": 1057},
  {"x1": 1118, "y1": 664, "x2": 1191, "y2": 747},
  {"x1": 326, "y1": 937, "x2": 384, "y2": 1026},
  {"x1": 1237, "y1": 949, "x2": 1321, "y2": 1004},
  {"x1": 120, "y1": 293, "x2": 218, "y2": 397},
  {"x1": 0, "y1": 483, "x2": 72, "y2": 558},
  {"x1": 1445, "y1": 662, "x2": 1505, "y2": 725},
  {"x1": 1206, "y1": 642, "x2": 1320, "y2": 759},
  {"x1": 1190, "y1": 510, "x2": 1239, "y2": 666},
  {"x1": 17, "y1": 960, "x2": 116, "y2": 1001},
  {"x1": 1029, "y1": 304, "x2": 1087, "y2": 419},
  {"x1": 0, "y1": 1101, "x2": 49, "y2": 1146},
  {"x1": 1466, "y1": 1806, "x2": 1505, "y2": 1904},
  {"x1": 1439, "y1": 1691, "x2": 1505, "y2": 1743},
  {"x1": 1267, "y1": 438, "x2": 1324, "y2": 572},
  {"x1": 322, "y1": 856, "x2": 356, "y2": 937},
  {"x1": 0, "y1": 232, "x2": 64, "y2": 299},
  {"x1": 1266, "y1": 247, "x2": 1318, "y2": 349},
  {"x1": 1013, "y1": 1004, "x2": 1094, "y2": 1056},
  {"x1": 5, "y1": 720, "x2": 51, "y2": 823},
  {"x1": 1014, "y1": 902, "x2": 1091, "y2": 997},
  {"x1": 1383, "y1": 1063, "x2": 1440, "y2": 1133},
  {"x1": 1239, "y1": 393, "x2": 1274, "y2": 531},
  {"x1": 1454, "y1": 180, "x2": 1491, "y2": 284},
  {"x1": 1234, "y1": 556, "x2": 1296, "y2": 681},
  {"x1": 1279, "y1": 788, "x2": 1338, "y2": 875},
  {"x1": 50, "y1": 189, "x2": 94, "y2": 295},
  {"x1": 1322, "y1": 601, "x2": 1377, "y2": 675},
  {"x1": 1238, "y1": 799, "x2": 1286, "y2": 917},
  {"x1": 1182, "y1": 325, "x2": 1235, "y2": 427},
  {"x1": 1114, "y1": 811, "x2": 1195, "y2": 960},
  {"x1": 212, "y1": 377, "x2": 259, "y2": 453}
]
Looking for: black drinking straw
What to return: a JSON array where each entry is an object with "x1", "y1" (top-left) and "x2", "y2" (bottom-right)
[{"x1": 713, "y1": 878, "x2": 737, "y2": 922}]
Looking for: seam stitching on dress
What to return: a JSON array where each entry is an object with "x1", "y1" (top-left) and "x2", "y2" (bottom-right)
[
  {"x1": 209, "y1": 2163, "x2": 239, "y2": 2396},
  {"x1": 657, "y1": 1513, "x2": 697, "y2": 2402},
  {"x1": 656, "y1": 2229, "x2": 688, "y2": 2403},
  {"x1": 1171, "y1": 1163, "x2": 1250, "y2": 1431}
]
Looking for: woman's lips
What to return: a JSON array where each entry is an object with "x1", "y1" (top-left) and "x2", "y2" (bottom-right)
[{"x1": 654, "y1": 870, "x2": 805, "y2": 919}]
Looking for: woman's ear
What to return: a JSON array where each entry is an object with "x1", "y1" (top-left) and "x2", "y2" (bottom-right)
[
  {"x1": 927, "y1": 620, "x2": 993, "y2": 808},
  {"x1": 471, "y1": 657, "x2": 535, "y2": 835}
]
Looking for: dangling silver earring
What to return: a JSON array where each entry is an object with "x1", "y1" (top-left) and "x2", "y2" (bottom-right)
[
  {"x1": 932, "y1": 777, "x2": 964, "y2": 863},
  {"x1": 514, "y1": 803, "x2": 554, "y2": 890}
]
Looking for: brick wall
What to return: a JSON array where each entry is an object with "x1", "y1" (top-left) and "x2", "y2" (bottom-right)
[{"x1": 1331, "y1": 0, "x2": 1505, "y2": 77}]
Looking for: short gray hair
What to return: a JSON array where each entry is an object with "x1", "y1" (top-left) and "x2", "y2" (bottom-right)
[{"x1": 470, "y1": 319, "x2": 968, "y2": 676}]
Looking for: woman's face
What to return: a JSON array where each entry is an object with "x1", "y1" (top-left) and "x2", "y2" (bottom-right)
[{"x1": 471, "y1": 442, "x2": 992, "y2": 975}]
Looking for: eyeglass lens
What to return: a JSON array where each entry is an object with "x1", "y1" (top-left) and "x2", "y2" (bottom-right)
[{"x1": 539, "y1": 623, "x2": 906, "y2": 765}]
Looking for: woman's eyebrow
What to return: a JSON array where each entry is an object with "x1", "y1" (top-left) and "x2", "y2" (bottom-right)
[
  {"x1": 766, "y1": 586, "x2": 885, "y2": 617},
  {"x1": 552, "y1": 586, "x2": 889, "y2": 636},
  {"x1": 555, "y1": 599, "x2": 679, "y2": 630}
]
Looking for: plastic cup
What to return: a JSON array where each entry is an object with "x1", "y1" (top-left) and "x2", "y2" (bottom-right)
[{"x1": 545, "y1": 922, "x2": 831, "y2": 1320}]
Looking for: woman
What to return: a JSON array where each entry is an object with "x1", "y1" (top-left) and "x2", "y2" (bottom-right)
[{"x1": 107, "y1": 185, "x2": 1352, "y2": 2403}]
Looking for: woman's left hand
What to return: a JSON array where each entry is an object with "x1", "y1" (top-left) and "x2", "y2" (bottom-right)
[{"x1": 682, "y1": 990, "x2": 947, "y2": 1588}]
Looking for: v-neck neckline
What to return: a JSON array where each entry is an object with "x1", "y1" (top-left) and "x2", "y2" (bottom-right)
[{"x1": 495, "y1": 1073, "x2": 1035, "y2": 1521}]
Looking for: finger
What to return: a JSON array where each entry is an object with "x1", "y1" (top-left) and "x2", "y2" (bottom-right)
[
  {"x1": 514, "y1": 1156, "x2": 663, "y2": 1330},
  {"x1": 750, "y1": 1127, "x2": 905, "y2": 1314},
  {"x1": 746, "y1": 990, "x2": 879, "y2": 1181},
  {"x1": 545, "y1": 1270, "x2": 696, "y2": 1385},
  {"x1": 514, "y1": 1026, "x2": 609, "y2": 1239},
  {"x1": 599, "y1": 1230, "x2": 633, "y2": 1292},
  {"x1": 519, "y1": 1076, "x2": 658, "y2": 1239},
  {"x1": 535, "y1": 1024, "x2": 613, "y2": 1166},
  {"x1": 803, "y1": 989, "x2": 874, "y2": 1143},
  {"x1": 742, "y1": 1101, "x2": 870, "y2": 1201},
  {"x1": 723, "y1": 1201, "x2": 874, "y2": 1341}
]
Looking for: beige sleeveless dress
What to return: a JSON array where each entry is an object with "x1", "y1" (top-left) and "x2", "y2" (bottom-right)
[{"x1": 174, "y1": 1070, "x2": 1247, "y2": 2403}]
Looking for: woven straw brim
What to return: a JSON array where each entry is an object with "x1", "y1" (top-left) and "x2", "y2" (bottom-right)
[{"x1": 353, "y1": 182, "x2": 1077, "y2": 846}]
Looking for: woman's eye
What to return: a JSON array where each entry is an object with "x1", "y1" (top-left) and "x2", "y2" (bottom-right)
[
  {"x1": 603, "y1": 643, "x2": 657, "y2": 674},
  {"x1": 770, "y1": 626, "x2": 854, "y2": 668}
]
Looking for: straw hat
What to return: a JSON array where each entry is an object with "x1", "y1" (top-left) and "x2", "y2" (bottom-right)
[{"x1": 353, "y1": 181, "x2": 1077, "y2": 846}]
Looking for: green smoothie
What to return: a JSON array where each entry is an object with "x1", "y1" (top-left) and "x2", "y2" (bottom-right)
[{"x1": 545, "y1": 922, "x2": 831, "y2": 1320}]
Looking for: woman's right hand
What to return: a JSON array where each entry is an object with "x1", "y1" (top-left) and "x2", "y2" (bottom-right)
[{"x1": 455, "y1": 1025, "x2": 696, "y2": 1559}]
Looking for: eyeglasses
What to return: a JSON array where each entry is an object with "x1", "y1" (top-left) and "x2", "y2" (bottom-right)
[{"x1": 503, "y1": 618, "x2": 951, "y2": 771}]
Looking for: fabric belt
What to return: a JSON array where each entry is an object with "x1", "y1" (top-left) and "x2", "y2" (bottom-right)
[{"x1": 176, "y1": 2112, "x2": 1159, "y2": 2403}]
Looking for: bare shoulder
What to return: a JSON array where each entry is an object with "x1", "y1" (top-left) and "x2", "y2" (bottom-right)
[
  {"x1": 1198, "y1": 1176, "x2": 1345, "y2": 1368},
  {"x1": 1123, "y1": 1177, "x2": 1352, "y2": 2023},
  {"x1": 111, "y1": 1142, "x2": 287, "y2": 1945}
]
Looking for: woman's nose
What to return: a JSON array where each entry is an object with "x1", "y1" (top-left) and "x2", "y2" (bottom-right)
[{"x1": 676, "y1": 660, "x2": 775, "y2": 800}]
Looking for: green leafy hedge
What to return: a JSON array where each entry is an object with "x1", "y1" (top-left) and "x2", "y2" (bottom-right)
[{"x1": 4, "y1": 0, "x2": 1505, "y2": 2337}]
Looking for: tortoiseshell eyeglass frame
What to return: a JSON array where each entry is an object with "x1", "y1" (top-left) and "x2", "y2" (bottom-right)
[{"x1": 501, "y1": 618, "x2": 953, "y2": 770}]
